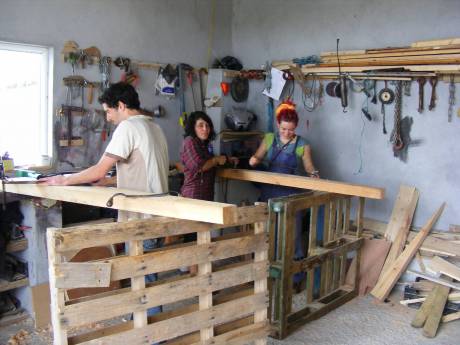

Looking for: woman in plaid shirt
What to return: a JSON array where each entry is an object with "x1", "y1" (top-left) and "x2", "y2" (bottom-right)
[
  {"x1": 180, "y1": 111, "x2": 230, "y2": 200},
  {"x1": 180, "y1": 111, "x2": 237, "y2": 274}
]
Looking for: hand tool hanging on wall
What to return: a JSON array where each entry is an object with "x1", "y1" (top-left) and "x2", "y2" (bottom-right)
[
  {"x1": 178, "y1": 64, "x2": 193, "y2": 128},
  {"x1": 390, "y1": 81, "x2": 404, "y2": 154},
  {"x1": 336, "y1": 38, "x2": 348, "y2": 112},
  {"x1": 371, "y1": 82, "x2": 378, "y2": 104},
  {"x1": 186, "y1": 70, "x2": 197, "y2": 110},
  {"x1": 99, "y1": 56, "x2": 112, "y2": 91},
  {"x1": 428, "y1": 76, "x2": 438, "y2": 111},
  {"x1": 417, "y1": 77, "x2": 426, "y2": 113},
  {"x1": 198, "y1": 68, "x2": 208, "y2": 111},
  {"x1": 378, "y1": 81, "x2": 395, "y2": 134},
  {"x1": 403, "y1": 80, "x2": 412, "y2": 97},
  {"x1": 448, "y1": 75, "x2": 456, "y2": 122}
]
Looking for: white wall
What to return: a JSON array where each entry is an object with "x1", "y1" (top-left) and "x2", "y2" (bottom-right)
[
  {"x1": 230, "y1": 0, "x2": 460, "y2": 229},
  {"x1": 0, "y1": 0, "x2": 233, "y2": 163}
]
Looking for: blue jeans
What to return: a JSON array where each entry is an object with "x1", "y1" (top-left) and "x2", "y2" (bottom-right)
[{"x1": 143, "y1": 239, "x2": 163, "y2": 317}]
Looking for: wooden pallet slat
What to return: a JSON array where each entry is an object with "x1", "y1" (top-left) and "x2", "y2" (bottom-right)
[{"x1": 47, "y1": 205, "x2": 269, "y2": 345}]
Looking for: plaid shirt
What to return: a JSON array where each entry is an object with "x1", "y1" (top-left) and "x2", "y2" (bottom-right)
[{"x1": 180, "y1": 136, "x2": 215, "y2": 201}]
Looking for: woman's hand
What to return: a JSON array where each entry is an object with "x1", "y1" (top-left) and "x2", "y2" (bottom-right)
[
  {"x1": 249, "y1": 155, "x2": 261, "y2": 167},
  {"x1": 214, "y1": 155, "x2": 227, "y2": 166}
]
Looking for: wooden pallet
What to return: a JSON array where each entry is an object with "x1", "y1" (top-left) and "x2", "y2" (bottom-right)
[
  {"x1": 46, "y1": 204, "x2": 269, "y2": 345},
  {"x1": 268, "y1": 192, "x2": 364, "y2": 339}
]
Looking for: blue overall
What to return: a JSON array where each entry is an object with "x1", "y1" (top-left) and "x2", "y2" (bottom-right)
[{"x1": 260, "y1": 135, "x2": 306, "y2": 284}]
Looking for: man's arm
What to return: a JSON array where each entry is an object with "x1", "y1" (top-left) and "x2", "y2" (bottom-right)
[{"x1": 39, "y1": 155, "x2": 118, "y2": 186}]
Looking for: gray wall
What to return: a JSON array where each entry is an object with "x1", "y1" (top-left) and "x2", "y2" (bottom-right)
[
  {"x1": 1, "y1": 0, "x2": 459, "y2": 228},
  {"x1": 0, "y1": 0, "x2": 233, "y2": 163},
  {"x1": 231, "y1": 0, "x2": 460, "y2": 229}
]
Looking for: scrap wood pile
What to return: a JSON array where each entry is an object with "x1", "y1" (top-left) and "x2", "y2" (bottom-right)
[{"x1": 350, "y1": 185, "x2": 460, "y2": 338}]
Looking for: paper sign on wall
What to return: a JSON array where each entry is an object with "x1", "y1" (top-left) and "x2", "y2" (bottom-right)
[{"x1": 262, "y1": 67, "x2": 286, "y2": 101}]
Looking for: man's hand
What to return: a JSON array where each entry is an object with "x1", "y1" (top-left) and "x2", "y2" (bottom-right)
[{"x1": 37, "y1": 175, "x2": 68, "y2": 186}]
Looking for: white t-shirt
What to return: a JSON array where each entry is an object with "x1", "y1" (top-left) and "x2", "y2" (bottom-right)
[{"x1": 105, "y1": 115, "x2": 169, "y2": 220}]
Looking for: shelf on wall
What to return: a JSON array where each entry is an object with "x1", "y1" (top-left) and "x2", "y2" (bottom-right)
[
  {"x1": 0, "y1": 277, "x2": 29, "y2": 293},
  {"x1": 220, "y1": 130, "x2": 264, "y2": 142},
  {"x1": 6, "y1": 238, "x2": 28, "y2": 253}
]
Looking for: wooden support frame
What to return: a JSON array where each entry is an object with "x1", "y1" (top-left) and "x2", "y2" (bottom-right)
[
  {"x1": 267, "y1": 192, "x2": 364, "y2": 339},
  {"x1": 46, "y1": 205, "x2": 269, "y2": 345}
]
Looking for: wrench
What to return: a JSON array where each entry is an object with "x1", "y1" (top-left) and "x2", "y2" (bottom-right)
[
  {"x1": 417, "y1": 77, "x2": 426, "y2": 113},
  {"x1": 428, "y1": 77, "x2": 438, "y2": 111}
]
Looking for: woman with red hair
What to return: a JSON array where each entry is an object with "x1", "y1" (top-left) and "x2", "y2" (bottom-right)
[
  {"x1": 249, "y1": 100, "x2": 319, "y2": 288},
  {"x1": 249, "y1": 100, "x2": 319, "y2": 196}
]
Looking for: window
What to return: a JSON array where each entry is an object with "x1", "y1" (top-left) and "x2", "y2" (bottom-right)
[{"x1": 0, "y1": 41, "x2": 53, "y2": 166}]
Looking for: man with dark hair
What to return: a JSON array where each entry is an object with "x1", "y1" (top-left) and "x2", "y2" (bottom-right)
[
  {"x1": 41, "y1": 82, "x2": 169, "y2": 198},
  {"x1": 40, "y1": 82, "x2": 169, "y2": 319}
]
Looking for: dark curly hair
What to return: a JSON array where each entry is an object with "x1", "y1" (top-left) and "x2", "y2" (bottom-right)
[
  {"x1": 184, "y1": 111, "x2": 216, "y2": 142},
  {"x1": 98, "y1": 82, "x2": 140, "y2": 109}
]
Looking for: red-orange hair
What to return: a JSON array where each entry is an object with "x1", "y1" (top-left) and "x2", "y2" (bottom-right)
[{"x1": 275, "y1": 100, "x2": 298, "y2": 125}]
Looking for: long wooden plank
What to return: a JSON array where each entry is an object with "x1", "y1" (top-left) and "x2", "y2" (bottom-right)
[
  {"x1": 408, "y1": 270, "x2": 460, "y2": 290},
  {"x1": 301, "y1": 64, "x2": 460, "y2": 74},
  {"x1": 370, "y1": 203, "x2": 445, "y2": 301},
  {"x1": 50, "y1": 205, "x2": 267, "y2": 253},
  {"x1": 379, "y1": 186, "x2": 419, "y2": 279},
  {"x1": 62, "y1": 261, "x2": 267, "y2": 327},
  {"x1": 77, "y1": 293, "x2": 267, "y2": 345},
  {"x1": 4, "y1": 184, "x2": 237, "y2": 224},
  {"x1": 67, "y1": 288, "x2": 255, "y2": 344},
  {"x1": 254, "y1": 217, "x2": 268, "y2": 345},
  {"x1": 442, "y1": 311, "x2": 460, "y2": 323},
  {"x1": 412, "y1": 38, "x2": 460, "y2": 48},
  {"x1": 361, "y1": 218, "x2": 460, "y2": 258},
  {"x1": 384, "y1": 186, "x2": 419, "y2": 242},
  {"x1": 318, "y1": 55, "x2": 460, "y2": 67},
  {"x1": 107, "y1": 233, "x2": 267, "y2": 280},
  {"x1": 189, "y1": 322, "x2": 268, "y2": 345},
  {"x1": 217, "y1": 169, "x2": 384, "y2": 199},
  {"x1": 428, "y1": 256, "x2": 460, "y2": 281},
  {"x1": 411, "y1": 284, "x2": 440, "y2": 328},
  {"x1": 321, "y1": 48, "x2": 460, "y2": 61},
  {"x1": 423, "y1": 282, "x2": 450, "y2": 338},
  {"x1": 47, "y1": 228, "x2": 68, "y2": 345},
  {"x1": 400, "y1": 292, "x2": 460, "y2": 305}
]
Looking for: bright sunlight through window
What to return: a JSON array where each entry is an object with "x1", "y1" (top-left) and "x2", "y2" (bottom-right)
[{"x1": 0, "y1": 41, "x2": 53, "y2": 166}]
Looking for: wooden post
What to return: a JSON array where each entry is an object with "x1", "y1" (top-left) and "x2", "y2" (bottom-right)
[
  {"x1": 354, "y1": 197, "x2": 365, "y2": 289},
  {"x1": 198, "y1": 230, "x2": 213, "y2": 341},
  {"x1": 129, "y1": 240, "x2": 147, "y2": 328},
  {"x1": 307, "y1": 206, "x2": 318, "y2": 303},
  {"x1": 47, "y1": 228, "x2": 68, "y2": 345},
  {"x1": 254, "y1": 211, "x2": 268, "y2": 345}
]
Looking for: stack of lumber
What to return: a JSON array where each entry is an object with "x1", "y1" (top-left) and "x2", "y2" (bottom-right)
[
  {"x1": 356, "y1": 184, "x2": 460, "y2": 338},
  {"x1": 273, "y1": 37, "x2": 460, "y2": 75}
]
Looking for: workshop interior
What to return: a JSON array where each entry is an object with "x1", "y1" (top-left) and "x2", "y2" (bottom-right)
[{"x1": 1, "y1": 1, "x2": 460, "y2": 344}]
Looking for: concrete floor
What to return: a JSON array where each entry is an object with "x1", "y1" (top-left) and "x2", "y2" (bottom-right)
[{"x1": 1, "y1": 293, "x2": 459, "y2": 345}]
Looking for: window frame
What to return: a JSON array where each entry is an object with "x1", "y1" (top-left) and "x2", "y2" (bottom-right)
[{"x1": 0, "y1": 40, "x2": 54, "y2": 166}]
